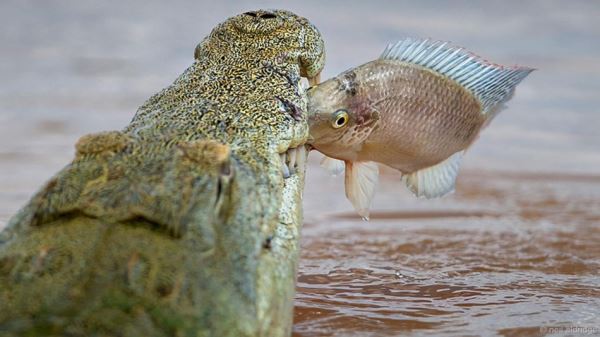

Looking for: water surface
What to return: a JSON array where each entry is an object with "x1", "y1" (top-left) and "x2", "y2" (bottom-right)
[{"x1": 0, "y1": 1, "x2": 598, "y2": 336}]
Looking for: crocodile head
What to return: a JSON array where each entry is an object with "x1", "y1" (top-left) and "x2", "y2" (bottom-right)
[{"x1": 0, "y1": 9, "x2": 325, "y2": 337}]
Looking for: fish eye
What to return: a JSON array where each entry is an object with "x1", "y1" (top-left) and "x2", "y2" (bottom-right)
[{"x1": 331, "y1": 109, "x2": 349, "y2": 129}]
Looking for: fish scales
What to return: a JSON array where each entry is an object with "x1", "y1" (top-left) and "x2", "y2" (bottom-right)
[{"x1": 354, "y1": 61, "x2": 484, "y2": 172}]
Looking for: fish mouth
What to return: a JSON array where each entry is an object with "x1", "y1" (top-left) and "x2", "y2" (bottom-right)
[{"x1": 278, "y1": 145, "x2": 308, "y2": 179}]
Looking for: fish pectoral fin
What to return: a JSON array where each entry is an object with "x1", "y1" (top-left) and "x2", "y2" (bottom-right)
[
  {"x1": 402, "y1": 151, "x2": 464, "y2": 199},
  {"x1": 345, "y1": 161, "x2": 379, "y2": 220},
  {"x1": 320, "y1": 156, "x2": 345, "y2": 176}
]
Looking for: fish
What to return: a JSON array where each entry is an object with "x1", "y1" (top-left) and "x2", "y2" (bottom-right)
[{"x1": 307, "y1": 38, "x2": 534, "y2": 219}]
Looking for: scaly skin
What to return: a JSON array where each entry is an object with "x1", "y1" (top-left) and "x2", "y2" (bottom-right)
[{"x1": 0, "y1": 10, "x2": 324, "y2": 337}]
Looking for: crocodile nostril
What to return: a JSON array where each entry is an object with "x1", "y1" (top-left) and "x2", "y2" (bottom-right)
[
  {"x1": 259, "y1": 13, "x2": 277, "y2": 19},
  {"x1": 244, "y1": 11, "x2": 277, "y2": 19}
]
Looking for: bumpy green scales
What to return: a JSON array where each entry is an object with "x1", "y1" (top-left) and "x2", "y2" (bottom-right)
[{"x1": 0, "y1": 10, "x2": 324, "y2": 337}]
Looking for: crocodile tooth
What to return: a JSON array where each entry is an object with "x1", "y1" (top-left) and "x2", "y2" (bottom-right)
[
  {"x1": 300, "y1": 78, "x2": 309, "y2": 91},
  {"x1": 287, "y1": 147, "x2": 297, "y2": 174},
  {"x1": 296, "y1": 145, "x2": 306, "y2": 170},
  {"x1": 282, "y1": 163, "x2": 291, "y2": 179},
  {"x1": 280, "y1": 152, "x2": 290, "y2": 179}
]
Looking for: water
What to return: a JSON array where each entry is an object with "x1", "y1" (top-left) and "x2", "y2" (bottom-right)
[
  {"x1": 0, "y1": 1, "x2": 598, "y2": 336},
  {"x1": 297, "y1": 168, "x2": 600, "y2": 336}
]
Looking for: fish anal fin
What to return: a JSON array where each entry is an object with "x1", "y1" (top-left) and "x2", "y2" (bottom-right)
[
  {"x1": 345, "y1": 161, "x2": 379, "y2": 220},
  {"x1": 402, "y1": 151, "x2": 464, "y2": 199}
]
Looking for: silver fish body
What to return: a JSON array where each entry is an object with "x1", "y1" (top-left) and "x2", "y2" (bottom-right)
[
  {"x1": 310, "y1": 60, "x2": 485, "y2": 172},
  {"x1": 307, "y1": 38, "x2": 533, "y2": 218}
]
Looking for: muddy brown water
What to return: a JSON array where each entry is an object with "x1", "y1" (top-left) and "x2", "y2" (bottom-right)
[
  {"x1": 295, "y1": 168, "x2": 600, "y2": 336},
  {"x1": 1, "y1": 1, "x2": 599, "y2": 336}
]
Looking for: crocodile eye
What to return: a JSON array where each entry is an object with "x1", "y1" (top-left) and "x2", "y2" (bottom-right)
[{"x1": 331, "y1": 109, "x2": 349, "y2": 129}]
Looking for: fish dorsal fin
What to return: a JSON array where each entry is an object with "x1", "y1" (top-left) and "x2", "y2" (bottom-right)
[
  {"x1": 402, "y1": 151, "x2": 463, "y2": 198},
  {"x1": 345, "y1": 161, "x2": 379, "y2": 220},
  {"x1": 380, "y1": 38, "x2": 534, "y2": 116},
  {"x1": 320, "y1": 156, "x2": 345, "y2": 176}
]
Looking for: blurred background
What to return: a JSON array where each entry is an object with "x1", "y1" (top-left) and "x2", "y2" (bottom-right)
[{"x1": 1, "y1": 1, "x2": 598, "y2": 336}]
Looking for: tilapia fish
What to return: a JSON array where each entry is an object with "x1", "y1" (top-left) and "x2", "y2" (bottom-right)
[{"x1": 307, "y1": 38, "x2": 533, "y2": 219}]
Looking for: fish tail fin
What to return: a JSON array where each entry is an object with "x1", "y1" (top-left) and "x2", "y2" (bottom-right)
[
  {"x1": 345, "y1": 161, "x2": 379, "y2": 220},
  {"x1": 381, "y1": 38, "x2": 534, "y2": 118},
  {"x1": 402, "y1": 151, "x2": 464, "y2": 198}
]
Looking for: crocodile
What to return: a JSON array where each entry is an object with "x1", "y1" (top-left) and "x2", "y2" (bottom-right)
[{"x1": 0, "y1": 9, "x2": 324, "y2": 337}]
